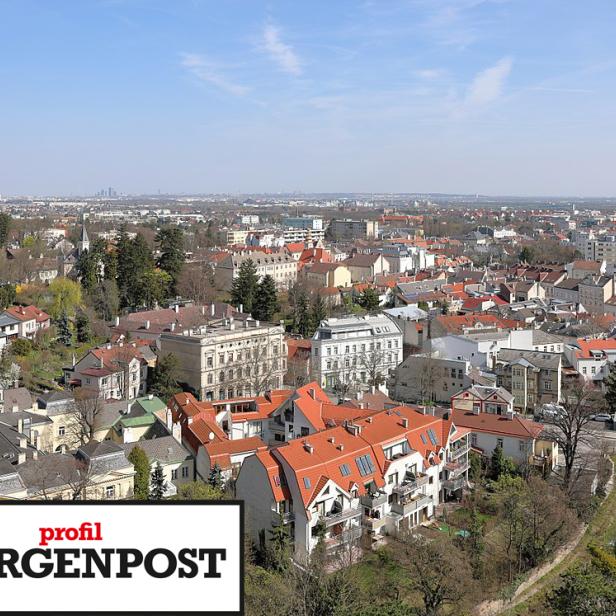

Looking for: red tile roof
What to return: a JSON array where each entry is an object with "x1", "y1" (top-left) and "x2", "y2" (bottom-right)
[
  {"x1": 5, "y1": 305, "x2": 50, "y2": 323},
  {"x1": 451, "y1": 409, "x2": 544, "y2": 439}
]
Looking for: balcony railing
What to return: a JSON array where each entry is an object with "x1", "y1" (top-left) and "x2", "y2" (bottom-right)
[
  {"x1": 443, "y1": 477, "x2": 466, "y2": 491},
  {"x1": 391, "y1": 494, "x2": 432, "y2": 517},
  {"x1": 324, "y1": 526, "x2": 363, "y2": 548},
  {"x1": 272, "y1": 511, "x2": 295, "y2": 525},
  {"x1": 450, "y1": 442, "x2": 470, "y2": 459},
  {"x1": 360, "y1": 491, "x2": 388, "y2": 508},
  {"x1": 363, "y1": 516, "x2": 387, "y2": 533},
  {"x1": 323, "y1": 506, "x2": 362, "y2": 527},
  {"x1": 392, "y1": 473, "x2": 429, "y2": 497},
  {"x1": 444, "y1": 460, "x2": 470, "y2": 477}
]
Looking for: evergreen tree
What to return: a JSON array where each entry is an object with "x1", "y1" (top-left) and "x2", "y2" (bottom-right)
[
  {"x1": 75, "y1": 309, "x2": 91, "y2": 343},
  {"x1": 267, "y1": 516, "x2": 291, "y2": 572},
  {"x1": 252, "y1": 275, "x2": 279, "y2": 322},
  {"x1": 207, "y1": 463, "x2": 224, "y2": 491},
  {"x1": 230, "y1": 259, "x2": 259, "y2": 313},
  {"x1": 467, "y1": 507, "x2": 484, "y2": 579},
  {"x1": 150, "y1": 462, "x2": 166, "y2": 500},
  {"x1": 89, "y1": 279, "x2": 120, "y2": 321},
  {"x1": 127, "y1": 446, "x2": 150, "y2": 500},
  {"x1": 75, "y1": 239, "x2": 105, "y2": 294},
  {"x1": 0, "y1": 284, "x2": 16, "y2": 310},
  {"x1": 311, "y1": 294, "x2": 328, "y2": 328},
  {"x1": 156, "y1": 227, "x2": 185, "y2": 296},
  {"x1": 57, "y1": 311, "x2": 72, "y2": 346},
  {"x1": 102, "y1": 248, "x2": 118, "y2": 282},
  {"x1": 0, "y1": 213, "x2": 11, "y2": 247},
  {"x1": 149, "y1": 353, "x2": 181, "y2": 401},
  {"x1": 357, "y1": 287, "x2": 380, "y2": 312},
  {"x1": 518, "y1": 246, "x2": 535, "y2": 264},
  {"x1": 489, "y1": 445, "x2": 516, "y2": 481},
  {"x1": 292, "y1": 290, "x2": 314, "y2": 337},
  {"x1": 604, "y1": 363, "x2": 616, "y2": 416}
]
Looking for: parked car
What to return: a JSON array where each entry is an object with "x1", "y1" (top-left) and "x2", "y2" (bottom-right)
[{"x1": 590, "y1": 413, "x2": 611, "y2": 422}]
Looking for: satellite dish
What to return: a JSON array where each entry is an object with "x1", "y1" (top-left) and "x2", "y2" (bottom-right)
[{"x1": 208, "y1": 432, "x2": 215, "y2": 440}]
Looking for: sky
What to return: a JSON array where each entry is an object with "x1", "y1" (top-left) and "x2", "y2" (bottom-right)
[{"x1": 1, "y1": 0, "x2": 615, "y2": 197}]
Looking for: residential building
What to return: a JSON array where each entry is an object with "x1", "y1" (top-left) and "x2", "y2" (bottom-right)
[
  {"x1": 578, "y1": 275, "x2": 614, "y2": 314},
  {"x1": 3, "y1": 305, "x2": 50, "y2": 339},
  {"x1": 311, "y1": 315, "x2": 403, "y2": 393},
  {"x1": 383, "y1": 305, "x2": 428, "y2": 354},
  {"x1": 564, "y1": 338, "x2": 616, "y2": 384},
  {"x1": 343, "y1": 253, "x2": 390, "y2": 282},
  {"x1": 217, "y1": 250, "x2": 298, "y2": 290},
  {"x1": 304, "y1": 262, "x2": 352, "y2": 288},
  {"x1": 160, "y1": 317, "x2": 287, "y2": 401},
  {"x1": 451, "y1": 385, "x2": 515, "y2": 417},
  {"x1": 495, "y1": 349, "x2": 562, "y2": 412},
  {"x1": 329, "y1": 219, "x2": 379, "y2": 241},
  {"x1": 0, "y1": 313, "x2": 20, "y2": 350}
]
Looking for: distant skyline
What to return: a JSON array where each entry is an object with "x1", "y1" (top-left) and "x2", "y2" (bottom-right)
[{"x1": 1, "y1": 0, "x2": 616, "y2": 197}]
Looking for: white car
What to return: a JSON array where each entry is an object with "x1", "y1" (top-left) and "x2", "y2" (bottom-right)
[{"x1": 590, "y1": 413, "x2": 611, "y2": 422}]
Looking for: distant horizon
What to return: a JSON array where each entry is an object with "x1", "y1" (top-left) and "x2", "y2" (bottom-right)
[{"x1": 2, "y1": 1, "x2": 615, "y2": 196}]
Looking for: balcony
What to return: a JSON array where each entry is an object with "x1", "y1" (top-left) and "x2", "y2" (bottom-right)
[
  {"x1": 323, "y1": 506, "x2": 362, "y2": 527},
  {"x1": 442, "y1": 477, "x2": 466, "y2": 491},
  {"x1": 450, "y1": 442, "x2": 470, "y2": 459},
  {"x1": 363, "y1": 516, "x2": 387, "y2": 534},
  {"x1": 392, "y1": 473, "x2": 429, "y2": 497},
  {"x1": 360, "y1": 491, "x2": 387, "y2": 508},
  {"x1": 324, "y1": 526, "x2": 363, "y2": 548},
  {"x1": 272, "y1": 511, "x2": 295, "y2": 525},
  {"x1": 444, "y1": 460, "x2": 470, "y2": 477},
  {"x1": 391, "y1": 493, "x2": 432, "y2": 517}
]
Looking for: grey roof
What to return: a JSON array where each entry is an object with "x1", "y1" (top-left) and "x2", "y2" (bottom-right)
[
  {"x1": 532, "y1": 330, "x2": 566, "y2": 346},
  {"x1": 80, "y1": 224, "x2": 89, "y2": 243},
  {"x1": 463, "y1": 384, "x2": 514, "y2": 403},
  {"x1": 497, "y1": 348, "x2": 562, "y2": 370},
  {"x1": 122, "y1": 436, "x2": 192, "y2": 465},
  {"x1": 0, "y1": 411, "x2": 52, "y2": 429},
  {"x1": 36, "y1": 390, "x2": 76, "y2": 415},
  {"x1": 18, "y1": 454, "x2": 81, "y2": 493},
  {"x1": 77, "y1": 440, "x2": 133, "y2": 475},
  {"x1": 1, "y1": 387, "x2": 33, "y2": 412},
  {"x1": 384, "y1": 306, "x2": 428, "y2": 321},
  {"x1": 0, "y1": 313, "x2": 20, "y2": 328},
  {"x1": 0, "y1": 459, "x2": 26, "y2": 495}
]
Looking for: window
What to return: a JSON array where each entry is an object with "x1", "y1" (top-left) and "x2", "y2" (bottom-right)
[
  {"x1": 355, "y1": 454, "x2": 376, "y2": 477},
  {"x1": 105, "y1": 485, "x2": 116, "y2": 499},
  {"x1": 58, "y1": 426, "x2": 65, "y2": 437},
  {"x1": 303, "y1": 477, "x2": 311, "y2": 489},
  {"x1": 471, "y1": 433, "x2": 477, "y2": 446},
  {"x1": 171, "y1": 469, "x2": 178, "y2": 480},
  {"x1": 340, "y1": 463, "x2": 351, "y2": 477},
  {"x1": 518, "y1": 440, "x2": 525, "y2": 452},
  {"x1": 496, "y1": 438, "x2": 504, "y2": 448},
  {"x1": 182, "y1": 466, "x2": 189, "y2": 478},
  {"x1": 420, "y1": 433, "x2": 427, "y2": 445},
  {"x1": 426, "y1": 428, "x2": 438, "y2": 446},
  {"x1": 300, "y1": 427, "x2": 310, "y2": 437},
  {"x1": 545, "y1": 381, "x2": 552, "y2": 391}
]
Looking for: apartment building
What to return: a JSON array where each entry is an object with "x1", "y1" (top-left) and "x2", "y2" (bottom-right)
[
  {"x1": 3, "y1": 305, "x2": 50, "y2": 339},
  {"x1": 329, "y1": 219, "x2": 379, "y2": 241},
  {"x1": 578, "y1": 275, "x2": 614, "y2": 314},
  {"x1": 311, "y1": 315, "x2": 403, "y2": 393},
  {"x1": 389, "y1": 354, "x2": 471, "y2": 404},
  {"x1": 342, "y1": 253, "x2": 390, "y2": 282},
  {"x1": 495, "y1": 349, "x2": 562, "y2": 412},
  {"x1": 160, "y1": 317, "x2": 287, "y2": 401},
  {"x1": 237, "y1": 405, "x2": 470, "y2": 560},
  {"x1": 304, "y1": 262, "x2": 352, "y2": 288},
  {"x1": 451, "y1": 393, "x2": 556, "y2": 470},
  {"x1": 63, "y1": 342, "x2": 148, "y2": 400},
  {"x1": 564, "y1": 337, "x2": 616, "y2": 384},
  {"x1": 217, "y1": 250, "x2": 298, "y2": 290}
]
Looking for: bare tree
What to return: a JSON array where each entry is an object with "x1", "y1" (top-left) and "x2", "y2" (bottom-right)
[
  {"x1": 70, "y1": 388, "x2": 105, "y2": 446},
  {"x1": 359, "y1": 347, "x2": 387, "y2": 389},
  {"x1": 542, "y1": 378, "x2": 604, "y2": 492},
  {"x1": 178, "y1": 262, "x2": 217, "y2": 304},
  {"x1": 412, "y1": 354, "x2": 439, "y2": 404},
  {"x1": 245, "y1": 343, "x2": 280, "y2": 396}
]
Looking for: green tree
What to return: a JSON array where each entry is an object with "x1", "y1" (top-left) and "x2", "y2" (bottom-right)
[
  {"x1": 207, "y1": 463, "x2": 224, "y2": 491},
  {"x1": 48, "y1": 277, "x2": 82, "y2": 319},
  {"x1": 518, "y1": 246, "x2": 535, "y2": 264},
  {"x1": 0, "y1": 213, "x2": 11, "y2": 247},
  {"x1": 127, "y1": 446, "x2": 150, "y2": 500},
  {"x1": 10, "y1": 338, "x2": 33, "y2": 357},
  {"x1": 75, "y1": 239, "x2": 105, "y2": 294},
  {"x1": 89, "y1": 279, "x2": 120, "y2": 321},
  {"x1": 252, "y1": 275, "x2": 279, "y2": 322},
  {"x1": 547, "y1": 563, "x2": 616, "y2": 616},
  {"x1": 230, "y1": 259, "x2": 259, "y2": 313},
  {"x1": 57, "y1": 311, "x2": 72, "y2": 346},
  {"x1": 172, "y1": 481, "x2": 225, "y2": 500},
  {"x1": 75, "y1": 309, "x2": 91, "y2": 343},
  {"x1": 117, "y1": 232, "x2": 154, "y2": 308},
  {"x1": 604, "y1": 362, "x2": 616, "y2": 416},
  {"x1": 102, "y1": 247, "x2": 118, "y2": 281},
  {"x1": 0, "y1": 284, "x2": 16, "y2": 310},
  {"x1": 266, "y1": 516, "x2": 292, "y2": 572},
  {"x1": 292, "y1": 290, "x2": 314, "y2": 337},
  {"x1": 136, "y1": 269, "x2": 172, "y2": 309},
  {"x1": 150, "y1": 462, "x2": 166, "y2": 500},
  {"x1": 156, "y1": 227, "x2": 185, "y2": 296},
  {"x1": 467, "y1": 507, "x2": 484, "y2": 579},
  {"x1": 311, "y1": 294, "x2": 328, "y2": 328},
  {"x1": 489, "y1": 445, "x2": 516, "y2": 481},
  {"x1": 149, "y1": 353, "x2": 181, "y2": 401},
  {"x1": 357, "y1": 287, "x2": 380, "y2": 311}
]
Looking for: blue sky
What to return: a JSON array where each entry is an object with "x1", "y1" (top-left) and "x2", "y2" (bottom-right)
[{"x1": 1, "y1": 0, "x2": 615, "y2": 196}]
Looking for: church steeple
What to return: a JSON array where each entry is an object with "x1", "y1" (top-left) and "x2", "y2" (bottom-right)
[{"x1": 77, "y1": 223, "x2": 90, "y2": 255}]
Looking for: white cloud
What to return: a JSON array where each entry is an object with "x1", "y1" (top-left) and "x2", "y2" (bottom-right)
[
  {"x1": 414, "y1": 69, "x2": 444, "y2": 79},
  {"x1": 180, "y1": 53, "x2": 249, "y2": 96},
  {"x1": 465, "y1": 56, "x2": 513, "y2": 106},
  {"x1": 262, "y1": 24, "x2": 302, "y2": 76}
]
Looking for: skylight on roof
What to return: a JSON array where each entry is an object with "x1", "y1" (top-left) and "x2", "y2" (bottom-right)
[
  {"x1": 339, "y1": 463, "x2": 351, "y2": 477},
  {"x1": 355, "y1": 454, "x2": 376, "y2": 477},
  {"x1": 303, "y1": 477, "x2": 311, "y2": 489},
  {"x1": 420, "y1": 433, "x2": 427, "y2": 445},
  {"x1": 427, "y1": 428, "x2": 438, "y2": 446}
]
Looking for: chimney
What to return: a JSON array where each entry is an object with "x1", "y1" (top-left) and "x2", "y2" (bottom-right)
[
  {"x1": 32, "y1": 450, "x2": 38, "y2": 460},
  {"x1": 17, "y1": 417, "x2": 23, "y2": 434},
  {"x1": 145, "y1": 320, "x2": 150, "y2": 330},
  {"x1": 115, "y1": 316, "x2": 120, "y2": 326},
  {"x1": 366, "y1": 416, "x2": 373, "y2": 423},
  {"x1": 170, "y1": 323, "x2": 176, "y2": 332},
  {"x1": 201, "y1": 305, "x2": 206, "y2": 315},
  {"x1": 327, "y1": 436, "x2": 335, "y2": 444},
  {"x1": 308, "y1": 388, "x2": 316, "y2": 400},
  {"x1": 174, "y1": 304, "x2": 180, "y2": 313},
  {"x1": 303, "y1": 441, "x2": 313, "y2": 454},
  {"x1": 12, "y1": 404, "x2": 18, "y2": 413},
  {"x1": 400, "y1": 417, "x2": 409, "y2": 428},
  {"x1": 211, "y1": 303, "x2": 216, "y2": 316},
  {"x1": 256, "y1": 320, "x2": 260, "y2": 327},
  {"x1": 338, "y1": 444, "x2": 344, "y2": 452},
  {"x1": 100, "y1": 356, "x2": 104, "y2": 368}
]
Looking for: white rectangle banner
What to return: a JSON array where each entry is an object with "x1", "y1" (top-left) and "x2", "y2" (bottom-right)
[{"x1": 0, "y1": 501, "x2": 242, "y2": 614}]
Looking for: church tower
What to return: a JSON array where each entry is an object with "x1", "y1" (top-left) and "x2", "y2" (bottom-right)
[{"x1": 77, "y1": 223, "x2": 90, "y2": 256}]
